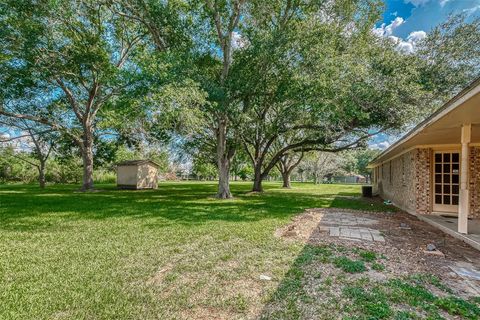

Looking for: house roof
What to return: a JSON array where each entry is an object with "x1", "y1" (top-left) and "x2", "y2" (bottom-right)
[
  {"x1": 116, "y1": 160, "x2": 160, "y2": 168},
  {"x1": 369, "y1": 77, "x2": 480, "y2": 167}
]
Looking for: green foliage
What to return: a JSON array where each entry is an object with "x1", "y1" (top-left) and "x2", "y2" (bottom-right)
[
  {"x1": 359, "y1": 250, "x2": 377, "y2": 262},
  {"x1": 0, "y1": 147, "x2": 38, "y2": 183},
  {"x1": 434, "y1": 296, "x2": 480, "y2": 319},
  {"x1": 343, "y1": 286, "x2": 393, "y2": 319},
  {"x1": 416, "y1": 14, "x2": 480, "y2": 99},
  {"x1": 333, "y1": 257, "x2": 367, "y2": 273},
  {"x1": 192, "y1": 161, "x2": 217, "y2": 180},
  {"x1": 371, "y1": 262, "x2": 385, "y2": 272},
  {"x1": 343, "y1": 149, "x2": 381, "y2": 177}
]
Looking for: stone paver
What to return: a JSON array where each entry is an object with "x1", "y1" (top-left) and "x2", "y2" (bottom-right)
[
  {"x1": 320, "y1": 212, "x2": 378, "y2": 226},
  {"x1": 320, "y1": 212, "x2": 385, "y2": 242}
]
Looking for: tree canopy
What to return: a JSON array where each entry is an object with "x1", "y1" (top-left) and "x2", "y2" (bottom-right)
[{"x1": 1, "y1": 0, "x2": 479, "y2": 194}]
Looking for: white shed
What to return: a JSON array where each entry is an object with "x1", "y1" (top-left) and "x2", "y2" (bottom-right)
[{"x1": 116, "y1": 160, "x2": 159, "y2": 189}]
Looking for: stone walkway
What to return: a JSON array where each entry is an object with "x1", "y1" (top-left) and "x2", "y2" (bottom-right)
[
  {"x1": 319, "y1": 212, "x2": 385, "y2": 242},
  {"x1": 319, "y1": 212, "x2": 378, "y2": 226}
]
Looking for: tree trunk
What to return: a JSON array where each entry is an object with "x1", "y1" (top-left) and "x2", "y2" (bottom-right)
[
  {"x1": 252, "y1": 171, "x2": 263, "y2": 192},
  {"x1": 217, "y1": 157, "x2": 231, "y2": 198},
  {"x1": 216, "y1": 118, "x2": 232, "y2": 198},
  {"x1": 251, "y1": 162, "x2": 265, "y2": 192},
  {"x1": 38, "y1": 161, "x2": 46, "y2": 189},
  {"x1": 282, "y1": 171, "x2": 291, "y2": 188},
  {"x1": 80, "y1": 131, "x2": 94, "y2": 191}
]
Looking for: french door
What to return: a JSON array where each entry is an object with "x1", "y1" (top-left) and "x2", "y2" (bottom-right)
[{"x1": 433, "y1": 151, "x2": 460, "y2": 213}]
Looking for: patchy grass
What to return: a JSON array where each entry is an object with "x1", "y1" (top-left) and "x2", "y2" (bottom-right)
[
  {"x1": 263, "y1": 241, "x2": 480, "y2": 320},
  {"x1": 0, "y1": 182, "x2": 389, "y2": 320}
]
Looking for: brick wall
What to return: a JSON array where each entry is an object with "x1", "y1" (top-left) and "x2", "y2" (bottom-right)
[
  {"x1": 375, "y1": 150, "x2": 417, "y2": 214},
  {"x1": 414, "y1": 148, "x2": 432, "y2": 215},
  {"x1": 374, "y1": 147, "x2": 480, "y2": 217},
  {"x1": 373, "y1": 148, "x2": 432, "y2": 215},
  {"x1": 469, "y1": 147, "x2": 480, "y2": 218}
]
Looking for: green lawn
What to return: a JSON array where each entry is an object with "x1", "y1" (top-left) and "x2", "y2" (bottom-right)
[
  {"x1": 1, "y1": 182, "x2": 478, "y2": 320},
  {"x1": 0, "y1": 182, "x2": 373, "y2": 319}
]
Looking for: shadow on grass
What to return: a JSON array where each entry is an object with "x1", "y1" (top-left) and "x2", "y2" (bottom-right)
[{"x1": 0, "y1": 183, "x2": 377, "y2": 232}]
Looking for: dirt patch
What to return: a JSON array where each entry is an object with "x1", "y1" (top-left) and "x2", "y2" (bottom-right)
[{"x1": 276, "y1": 208, "x2": 480, "y2": 298}]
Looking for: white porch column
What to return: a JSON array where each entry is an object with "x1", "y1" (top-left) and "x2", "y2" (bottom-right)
[{"x1": 458, "y1": 124, "x2": 471, "y2": 234}]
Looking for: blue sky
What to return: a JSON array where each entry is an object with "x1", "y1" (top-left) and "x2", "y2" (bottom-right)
[{"x1": 369, "y1": 0, "x2": 480, "y2": 149}]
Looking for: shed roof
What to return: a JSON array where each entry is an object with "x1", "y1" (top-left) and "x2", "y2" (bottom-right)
[
  {"x1": 116, "y1": 160, "x2": 160, "y2": 168},
  {"x1": 369, "y1": 77, "x2": 480, "y2": 167}
]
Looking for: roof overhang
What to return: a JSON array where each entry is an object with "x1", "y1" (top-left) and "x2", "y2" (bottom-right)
[{"x1": 369, "y1": 78, "x2": 480, "y2": 167}]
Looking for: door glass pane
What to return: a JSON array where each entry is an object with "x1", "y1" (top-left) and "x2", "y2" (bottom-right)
[
  {"x1": 443, "y1": 195, "x2": 451, "y2": 205},
  {"x1": 444, "y1": 185, "x2": 450, "y2": 194},
  {"x1": 452, "y1": 196, "x2": 459, "y2": 205},
  {"x1": 434, "y1": 152, "x2": 460, "y2": 207},
  {"x1": 452, "y1": 185, "x2": 459, "y2": 195}
]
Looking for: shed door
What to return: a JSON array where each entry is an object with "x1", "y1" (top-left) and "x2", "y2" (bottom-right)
[{"x1": 432, "y1": 151, "x2": 460, "y2": 214}]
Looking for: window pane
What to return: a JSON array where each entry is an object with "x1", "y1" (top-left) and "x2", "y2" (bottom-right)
[
  {"x1": 443, "y1": 153, "x2": 450, "y2": 162},
  {"x1": 444, "y1": 175, "x2": 450, "y2": 183},
  {"x1": 443, "y1": 164, "x2": 450, "y2": 172},
  {"x1": 435, "y1": 164, "x2": 442, "y2": 173},
  {"x1": 444, "y1": 195, "x2": 451, "y2": 205},
  {"x1": 452, "y1": 175, "x2": 459, "y2": 184},
  {"x1": 452, "y1": 153, "x2": 459, "y2": 162},
  {"x1": 452, "y1": 196, "x2": 459, "y2": 205},
  {"x1": 435, "y1": 174, "x2": 442, "y2": 183},
  {"x1": 435, "y1": 195, "x2": 442, "y2": 204},
  {"x1": 435, "y1": 153, "x2": 442, "y2": 162},
  {"x1": 435, "y1": 184, "x2": 442, "y2": 193}
]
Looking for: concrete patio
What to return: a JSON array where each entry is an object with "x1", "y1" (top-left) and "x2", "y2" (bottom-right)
[{"x1": 418, "y1": 215, "x2": 480, "y2": 251}]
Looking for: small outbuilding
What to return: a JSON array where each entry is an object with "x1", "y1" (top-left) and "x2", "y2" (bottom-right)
[{"x1": 116, "y1": 160, "x2": 160, "y2": 190}]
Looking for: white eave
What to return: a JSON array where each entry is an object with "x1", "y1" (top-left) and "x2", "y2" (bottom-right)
[{"x1": 369, "y1": 77, "x2": 480, "y2": 167}]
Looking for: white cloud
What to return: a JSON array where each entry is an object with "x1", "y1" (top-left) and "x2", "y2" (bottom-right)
[
  {"x1": 372, "y1": 17, "x2": 405, "y2": 37},
  {"x1": 407, "y1": 30, "x2": 427, "y2": 42},
  {"x1": 439, "y1": 0, "x2": 451, "y2": 7},
  {"x1": 397, "y1": 41, "x2": 415, "y2": 53},
  {"x1": 404, "y1": 0, "x2": 431, "y2": 7},
  {"x1": 464, "y1": 5, "x2": 480, "y2": 16},
  {"x1": 373, "y1": 17, "x2": 426, "y2": 54},
  {"x1": 370, "y1": 141, "x2": 391, "y2": 150}
]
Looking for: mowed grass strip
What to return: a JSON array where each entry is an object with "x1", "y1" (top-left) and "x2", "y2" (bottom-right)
[{"x1": 0, "y1": 182, "x2": 388, "y2": 319}]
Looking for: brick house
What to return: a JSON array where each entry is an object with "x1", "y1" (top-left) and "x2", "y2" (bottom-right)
[{"x1": 369, "y1": 78, "x2": 480, "y2": 240}]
